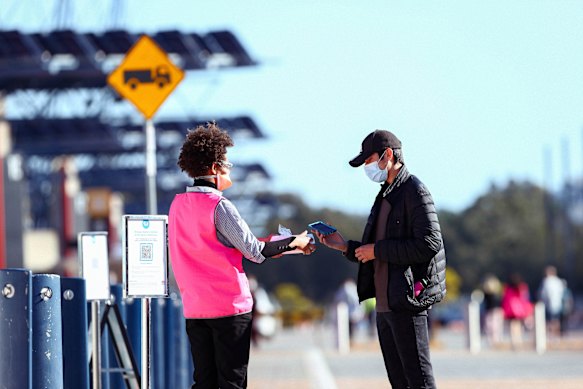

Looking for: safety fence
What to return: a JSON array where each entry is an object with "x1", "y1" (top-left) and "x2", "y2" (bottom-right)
[{"x1": 0, "y1": 268, "x2": 193, "y2": 389}]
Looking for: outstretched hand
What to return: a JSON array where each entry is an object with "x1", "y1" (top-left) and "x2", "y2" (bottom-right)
[{"x1": 290, "y1": 230, "x2": 316, "y2": 255}]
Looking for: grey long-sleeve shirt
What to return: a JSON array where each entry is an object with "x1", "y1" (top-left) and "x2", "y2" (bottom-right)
[{"x1": 186, "y1": 185, "x2": 267, "y2": 263}]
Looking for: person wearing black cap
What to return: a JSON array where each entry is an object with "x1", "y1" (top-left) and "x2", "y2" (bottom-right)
[{"x1": 313, "y1": 129, "x2": 446, "y2": 389}]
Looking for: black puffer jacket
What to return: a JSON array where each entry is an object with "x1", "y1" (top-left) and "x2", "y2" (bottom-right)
[{"x1": 345, "y1": 166, "x2": 446, "y2": 313}]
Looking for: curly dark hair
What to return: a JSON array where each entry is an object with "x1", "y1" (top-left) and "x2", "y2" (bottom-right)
[{"x1": 177, "y1": 122, "x2": 234, "y2": 178}]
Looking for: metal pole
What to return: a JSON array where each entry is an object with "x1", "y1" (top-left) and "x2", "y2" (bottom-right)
[
  {"x1": 145, "y1": 119, "x2": 157, "y2": 215},
  {"x1": 561, "y1": 138, "x2": 574, "y2": 286},
  {"x1": 143, "y1": 118, "x2": 156, "y2": 389},
  {"x1": 92, "y1": 300, "x2": 102, "y2": 389},
  {"x1": 543, "y1": 145, "x2": 556, "y2": 266},
  {"x1": 0, "y1": 96, "x2": 7, "y2": 269},
  {"x1": 141, "y1": 297, "x2": 151, "y2": 389}
]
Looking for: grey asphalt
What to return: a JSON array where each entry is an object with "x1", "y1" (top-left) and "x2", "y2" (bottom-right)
[{"x1": 248, "y1": 324, "x2": 583, "y2": 389}]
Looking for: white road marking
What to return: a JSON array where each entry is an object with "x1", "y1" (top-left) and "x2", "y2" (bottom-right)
[{"x1": 303, "y1": 347, "x2": 338, "y2": 389}]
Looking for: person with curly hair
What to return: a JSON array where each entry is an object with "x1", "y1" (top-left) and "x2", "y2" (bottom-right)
[{"x1": 168, "y1": 122, "x2": 314, "y2": 389}]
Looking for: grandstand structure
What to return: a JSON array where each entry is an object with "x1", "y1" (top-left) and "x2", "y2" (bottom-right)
[{"x1": 0, "y1": 27, "x2": 278, "y2": 269}]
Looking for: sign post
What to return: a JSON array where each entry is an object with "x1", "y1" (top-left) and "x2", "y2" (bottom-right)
[
  {"x1": 107, "y1": 35, "x2": 184, "y2": 216},
  {"x1": 145, "y1": 120, "x2": 157, "y2": 215},
  {"x1": 122, "y1": 215, "x2": 169, "y2": 389},
  {"x1": 108, "y1": 36, "x2": 183, "y2": 389},
  {"x1": 78, "y1": 231, "x2": 110, "y2": 389}
]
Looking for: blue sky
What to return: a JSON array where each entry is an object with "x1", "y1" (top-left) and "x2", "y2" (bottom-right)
[{"x1": 3, "y1": 1, "x2": 583, "y2": 214}]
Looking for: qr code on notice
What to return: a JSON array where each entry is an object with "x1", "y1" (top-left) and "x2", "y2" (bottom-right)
[{"x1": 140, "y1": 243, "x2": 153, "y2": 262}]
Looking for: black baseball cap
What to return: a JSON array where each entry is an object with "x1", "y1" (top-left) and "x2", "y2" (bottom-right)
[{"x1": 349, "y1": 130, "x2": 402, "y2": 167}]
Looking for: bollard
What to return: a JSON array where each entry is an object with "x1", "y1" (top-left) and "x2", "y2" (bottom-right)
[
  {"x1": 467, "y1": 300, "x2": 481, "y2": 354},
  {"x1": 108, "y1": 284, "x2": 126, "y2": 389},
  {"x1": 0, "y1": 268, "x2": 33, "y2": 389},
  {"x1": 61, "y1": 277, "x2": 89, "y2": 389},
  {"x1": 172, "y1": 297, "x2": 192, "y2": 388},
  {"x1": 110, "y1": 284, "x2": 126, "y2": 320},
  {"x1": 125, "y1": 297, "x2": 142, "y2": 372},
  {"x1": 32, "y1": 274, "x2": 64, "y2": 389},
  {"x1": 87, "y1": 300, "x2": 110, "y2": 389},
  {"x1": 164, "y1": 293, "x2": 177, "y2": 388},
  {"x1": 336, "y1": 302, "x2": 350, "y2": 354},
  {"x1": 152, "y1": 298, "x2": 166, "y2": 389},
  {"x1": 534, "y1": 302, "x2": 547, "y2": 354}
]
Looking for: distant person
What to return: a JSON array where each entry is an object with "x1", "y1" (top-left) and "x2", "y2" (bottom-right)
[
  {"x1": 168, "y1": 122, "x2": 314, "y2": 389},
  {"x1": 560, "y1": 279, "x2": 574, "y2": 336},
  {"x1": 363, "y1": 297, "x2": 377, "y2": 338},
  {"x1": 481, "y1": 274, "x2": 503, "y2": 346},
  {"x1": 538, "y1": 266, "x2": 566, "y2": 338},
  {"x1": 313, "y1": 129, "x2": 446, "y2": 389},
  {"x1": 248, "y1": 275, "x2": 278, "y2": 347},
  {"x1": 501, "y1": 273, "x2": 533, "y2": 349},
  {"x1": 334, "y1": 278, "x2": 364, "y2": 342}
]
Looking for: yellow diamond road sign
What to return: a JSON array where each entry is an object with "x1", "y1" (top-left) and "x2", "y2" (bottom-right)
[{"x1": 107, "y1": 35, "x2": 185, "y2": 119}]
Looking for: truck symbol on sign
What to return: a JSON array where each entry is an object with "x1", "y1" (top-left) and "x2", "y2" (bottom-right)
[{"x1": 123, "y1": 65, "x2": 171, "y2": 89}]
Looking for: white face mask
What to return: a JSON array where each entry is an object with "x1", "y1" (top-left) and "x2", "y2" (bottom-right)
[{"x1": 364, "y1": 150, "x2": 388, "y2": 183}]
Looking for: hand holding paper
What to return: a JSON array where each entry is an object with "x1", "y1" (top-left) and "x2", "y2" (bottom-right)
[
  {"x1": 289, "y1": 230, "x2": 313, "y2": 250},
  {"x1": 270, "y1": 225, "x2": 316, "y2": 255}
]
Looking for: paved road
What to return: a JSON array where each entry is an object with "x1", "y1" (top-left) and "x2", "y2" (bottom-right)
[{"x1": 248, "y1": 324, "x2": 583, "y2": 389}]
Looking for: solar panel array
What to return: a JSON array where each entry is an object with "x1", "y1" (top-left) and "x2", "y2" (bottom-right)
[{"x1": 0, "y1": 29, "x2": 256, "y2": 91}]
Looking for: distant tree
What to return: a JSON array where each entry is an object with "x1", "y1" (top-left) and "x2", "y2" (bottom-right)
[{"x1": 440, "y1": 180, "x2": 581, "y2": 292}]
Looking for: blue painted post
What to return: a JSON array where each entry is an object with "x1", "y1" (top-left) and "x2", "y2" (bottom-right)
[
  {"x1": 125, "y1": 297, "x2": 141, "y2": 373},
  {"x1": 164, "y1": 294, "x2": 177, "y2": 389},
  {"x1": 151, "y1": 298, "x2": 166, "y2": 389},
  {"x1": 110, "y1": 284, "x2": 126, "y2": 320},
  {"x1": 108, "y1": 284, "x2": 125, "y2": 389},
  {"x1": 60, "y1": 277, "x2": 89, "y2": 389},
  {"x1": 0, "y1": 268, "x2": 33, "y2": 389},
  {"x1": 32, "y1": 274, "x2": 63, "y2": 389},
  {"x1": 174, "y1": 298, "x2": 192, "y2": 388}
]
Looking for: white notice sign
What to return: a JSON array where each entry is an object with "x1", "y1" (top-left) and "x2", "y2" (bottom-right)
[
  {"x1": 78, "y1": 232, "x2": 110, "y2": 301},
  {"x1": 122, "y1": 215, "x2": 168, "y2": 297}
]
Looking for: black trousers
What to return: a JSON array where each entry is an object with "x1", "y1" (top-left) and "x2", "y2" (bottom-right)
[
  {"x1": 185, "y1": 313, "x2": 252, "y2": 389},
  {"x1": 376, "y1": 310, "x2": 436, "y2": 389}
]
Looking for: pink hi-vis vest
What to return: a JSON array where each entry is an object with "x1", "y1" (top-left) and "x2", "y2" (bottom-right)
[{"x1": 169, "y1": 191, "x2": 252, "y2": 318}]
